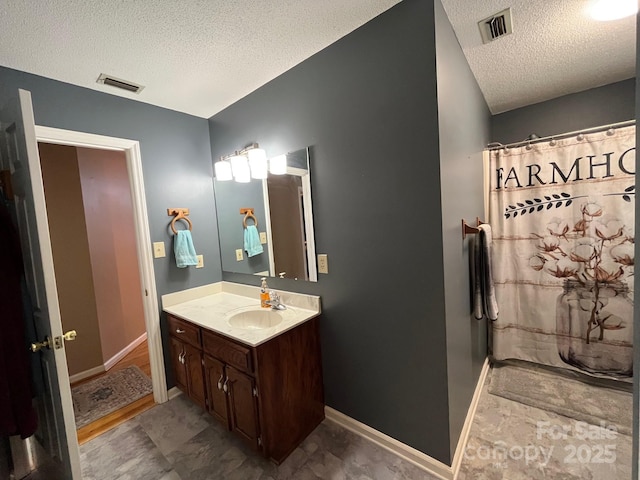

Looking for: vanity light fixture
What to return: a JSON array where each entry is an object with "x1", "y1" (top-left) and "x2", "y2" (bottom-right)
[
  {"x1": 589, "y1": 0, "x2": 637, "y2": 21},
  {"x1": 214, "y1": 143, "x2": 288, "y2": 182}
]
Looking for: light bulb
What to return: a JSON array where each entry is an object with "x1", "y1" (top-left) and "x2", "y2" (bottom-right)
[
  {"x1": 589, "y1": 0, "x2": 637, "y2": 21},
  {"x1": 230, "y1": 155, "x2": 250, "y2": 183},
  {"x1": 248, "y1": 148, "x2": 268, "y2": 179},
  {"x1": 269, "y1": 154, "x2": 287, "y2": 175},
  {"x1": 214, "y1": 160, "x2": 232, "y2": 181}
]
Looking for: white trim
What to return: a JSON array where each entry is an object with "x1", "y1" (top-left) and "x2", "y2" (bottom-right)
[
  {"x1": 325, "y1": 358, "x2": 491, "y2": 480},
  {"x1": 261, "y1": 179, "x2": 276, "y2": 277},
  {"x1": 300, "y1": 169, "x2": 317, "y2": 282},
  {"x1": 167, "y1": 387, "x2": 183, "y2": 400},
  {"x1": 34, "y1": 125, "x2": 168, "y2": 407},
  {"x1": 68, "y1": 365, "x2": 105, "y2": 384},
  {"x1": 324, "y1": 407, "x2": 454, "y2": 480},
  {"x1": 103, "y1": 332, "x2": 147, "y2": 371},
  {"x1": 450, "y1": 357, "x2": 491, "y2": 478}
]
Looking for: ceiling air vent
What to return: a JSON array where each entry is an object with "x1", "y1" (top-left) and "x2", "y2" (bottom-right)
[
  {"x1": 96, "y1": 73, "x2": 144, "y2": 94},
  {"x1": 478, "y1": 8, "x2": 513, "y2": 44}
]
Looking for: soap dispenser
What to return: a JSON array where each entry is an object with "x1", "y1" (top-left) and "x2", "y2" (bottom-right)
[{"x1": 260, "y1": 277, "x2": 270, "y2": 308}]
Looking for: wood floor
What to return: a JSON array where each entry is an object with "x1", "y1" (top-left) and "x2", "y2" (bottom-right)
[{"x1": 72, "y1": 341, "x2": 155, "y2": 445}]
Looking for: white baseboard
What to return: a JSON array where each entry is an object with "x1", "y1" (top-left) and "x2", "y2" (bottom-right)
[
  {"x1": 451, "y1": 357, "x2": 491, "y2": 478},
  {"x1": 69, "y1": 365, "x2": 105, "y2": 384},
  {"x1": 104, "y1": 332, "x2": 147, "y2": 371},
  {"x1": 324, "y1": 407, "x2": 454, "y2": 480},
  {"x1": 325, "y1": 357, "x2": 491, "y2": 480},
  {"x1": 167, "y1": 387, "x2": 182, "y2": 400}
]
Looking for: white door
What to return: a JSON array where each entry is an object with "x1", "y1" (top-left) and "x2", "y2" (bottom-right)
[{"x1": 1, "y1": 89, "x2": 82, "y2": 478}]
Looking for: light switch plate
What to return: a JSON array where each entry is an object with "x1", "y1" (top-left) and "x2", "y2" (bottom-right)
[
  {"x1": 236, "y1": 249, "x2": 244, "y2": 261},
  {"x1": 259, "y1": 232, "x2": 267, "y2": 244},
  {"x1": 153, "y1": 241, "x2": 165, "y2": 258},
  {"x1": 318, "y1": 254, "x2": 329, "y2": 274},
  {"x1": 196, "y1": 255, "x2": 204, "y2": 268}
]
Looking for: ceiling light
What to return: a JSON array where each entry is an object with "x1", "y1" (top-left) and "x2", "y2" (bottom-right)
[
  {"x1": 214, "y1": 159, "x2": 232, "y2": 181},
  {"x1": 589, "y1": 0, "x2": 637, "y2": 21},
  {"x1": 269, "y1": 154, "x2": 287, "y2": 175}
]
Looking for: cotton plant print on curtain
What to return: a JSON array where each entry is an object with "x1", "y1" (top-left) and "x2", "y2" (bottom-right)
[{"x1": 488, "y1": 125, "x2": 635, "y2": 380}]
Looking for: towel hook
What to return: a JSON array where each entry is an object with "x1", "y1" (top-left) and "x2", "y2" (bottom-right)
[
  {"x1": 240, "y1": 208, "x2": 258, "y2": 228},
  {"x1": 167, "y1": 208, "x2": 193, "y2": 234}
]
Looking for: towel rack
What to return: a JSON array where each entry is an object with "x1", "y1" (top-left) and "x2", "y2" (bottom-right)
[
  {"x1": 462, "y1": 217, "x2": 485, "y2": 239},
  {"x1": 168, "y1": 208, "x2": 193, "y2": 234},
  {"x1": 240, "y1": 208, "x2": 258, "y2": 228}
]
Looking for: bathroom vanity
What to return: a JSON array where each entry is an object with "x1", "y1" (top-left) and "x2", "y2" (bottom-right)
[{"x1": 162, "y1": 283, "x2": 324, "y2": 464}]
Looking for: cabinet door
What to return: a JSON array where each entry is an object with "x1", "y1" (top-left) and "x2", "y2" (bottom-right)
[
  {"x1": 170, "y1": 336, "x2": 187, "y2": 392},
  {"x1": 184, "y1": 343, "x2": 206, "y2": 409},
  {"x1": 203, "y1": 355, "x2": 230, "y2": 428},
  {"x1": 226, "y1": 365, "x2": 260, "y2": 448}
]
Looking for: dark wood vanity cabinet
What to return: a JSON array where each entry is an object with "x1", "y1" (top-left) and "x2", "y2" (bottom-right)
[
  {"x1": 167, "y1": 313, "x2": 324, "y2": 464},
  {"x1": 168, "y1": 317, "x2": 205, "y2": 409}
]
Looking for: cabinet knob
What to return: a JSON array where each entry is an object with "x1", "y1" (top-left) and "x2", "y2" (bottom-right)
[
  {"x1": 176, "y1": 328, "x2": 185, "y2": 334},
  {"x1": 179, "y1": 351, "x2": 185, "y2": 364},
  {"x1": 222, "y1": 378, "x2": 229, "y2": 393},
  {"x1": 217, "y1": 374, "x2": 224, "y2": 390}
]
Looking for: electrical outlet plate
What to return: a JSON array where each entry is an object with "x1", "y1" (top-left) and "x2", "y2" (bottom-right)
[
  {"x1": 318, "y1": 254, "x2": 328, "y2": 274},
  {"x1": 196, "y1": 255, "x2": 204, "y2": 268},
  {"x1": 153, "y1": 241, "x2": 165, "y2": 258},
  {"x1": 236, "y1": 249, "x2": 244, "y2": 261},
  {"x1": 259, "y1": 232, "x2": 267, "y2": 244}
]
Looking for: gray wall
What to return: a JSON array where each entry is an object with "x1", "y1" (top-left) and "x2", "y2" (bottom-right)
[
  {"x1": 492, "y1": 78, "x2": 635, "y2": 144},
  {"x1": 0, "y1": 66, "x2": 220, "y2": 385},
  {"x1": 214, "y1": 179, "x2": 269, "y2": 274},
  {"x1": 434, "y1": 0, "x2": 490, "y2": 456},
  {"x1": 210, "y1": 0, "x2": 453, "y2": 463}
]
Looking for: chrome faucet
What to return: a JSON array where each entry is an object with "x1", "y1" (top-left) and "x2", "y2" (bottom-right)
[{"x1": 266, "y1": 291, "x2": 287, "y2": 310}]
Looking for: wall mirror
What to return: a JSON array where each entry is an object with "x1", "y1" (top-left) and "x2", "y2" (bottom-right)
[{"x1": 213, "y1": 147, "x2": 317, "y2": 281}]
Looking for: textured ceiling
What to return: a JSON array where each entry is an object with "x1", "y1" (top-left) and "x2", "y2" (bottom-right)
[
  {"x1": 0, "y1": 1, "x2": 635, "y2": 117},
  {"x1": 440, "y1": 0, "x2": 636, "y2": 114},
  {"x1": 0, "y1": 0, "x2": 401, "y2": 118}
]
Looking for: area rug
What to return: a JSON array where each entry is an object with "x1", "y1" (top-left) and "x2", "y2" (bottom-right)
[
  {"x1": 72, "y1": 365, "x2": 153, "y2": 429},
  {"x1": 488, "y1": 364, "x2": 632, "y2": 436}
]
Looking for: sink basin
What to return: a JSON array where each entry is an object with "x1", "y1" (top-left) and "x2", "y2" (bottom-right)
[{"x1": 227, "y1": 308, "x2": 283, "y2": 329}]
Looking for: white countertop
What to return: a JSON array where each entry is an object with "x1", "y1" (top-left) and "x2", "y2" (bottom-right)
[{"x1": 161, "y1": 282, "x2": 321, "y2": 347}]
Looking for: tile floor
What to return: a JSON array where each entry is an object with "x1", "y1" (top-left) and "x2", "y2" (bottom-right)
[
  {"x1": 79, "y1": 394, "x2": 438, "y2": 480},
  {"x1": 458, "y1": 369, "x2": 632, "y2": 480},
  {"x1": 80, "y1": 368, "x2": 634, "y2": 480}
]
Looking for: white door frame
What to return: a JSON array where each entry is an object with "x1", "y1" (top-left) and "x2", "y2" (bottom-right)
[{"x1": 34, "y1": 126, "x2": 168, "y2": 404}]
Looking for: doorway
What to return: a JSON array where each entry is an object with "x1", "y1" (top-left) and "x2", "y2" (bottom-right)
[
  {"x1": 30, "y1": 126, "x2": 166, "y2": 476},
  {"x1": 38, "y1": 142, "x2": 154, "y2": 443}
]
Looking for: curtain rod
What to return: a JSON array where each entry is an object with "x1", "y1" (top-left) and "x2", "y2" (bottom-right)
[{"x1": 486, "y1": 119, "x2": 636, "y2": 151}]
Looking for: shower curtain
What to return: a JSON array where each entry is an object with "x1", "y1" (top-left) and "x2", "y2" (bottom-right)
[{"x1": 486, "y1": 125, "x2": 635, "y2": 379}]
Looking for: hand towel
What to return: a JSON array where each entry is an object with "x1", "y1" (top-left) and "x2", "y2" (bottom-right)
[
  {"x1": 472, "y1": 224, "x2": 499, "y2": 321},
  {"x1": 174, "y1": 230, "x2": 198, "y2": 268},
  {"x1": 244, "y1": 225, "x2": 263, "y2": 257}
]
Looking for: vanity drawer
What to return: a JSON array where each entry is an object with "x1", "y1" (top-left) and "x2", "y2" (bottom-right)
[
  {"x1": 167, "y1": 314, "x2": 201, "y2": 348},
  {"x1": 202, "y1": 329, "x2": 253, "y2": 374}
]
